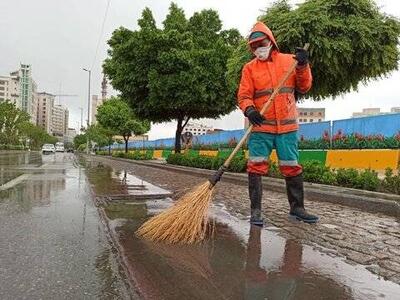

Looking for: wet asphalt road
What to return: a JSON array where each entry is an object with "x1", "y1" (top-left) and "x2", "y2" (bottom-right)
[
  {"x1": 0, "y1": 152, "x2": 132, "y2": 300},
  {"x1": 2, "y1": 151, "x2": 400, "y2": 300},
  {"x1": 84, "y1": 155, "x2": 400, "y2": 300}
]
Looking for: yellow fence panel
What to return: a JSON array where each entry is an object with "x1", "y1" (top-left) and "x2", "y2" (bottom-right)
[
  {"x1": 199, "y1": 150, "x2": 218, "y2": 157},
  {"x1": 153, "y1": 150, "x2": 163, "y2": 159},
  {"x1": 326, "y1": 150, "x2": 400, "y2": 171}
]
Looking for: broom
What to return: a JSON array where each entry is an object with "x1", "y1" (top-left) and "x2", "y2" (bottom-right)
[{"x1": 136, "y1": 44, "x2": 309, "y2": 244}]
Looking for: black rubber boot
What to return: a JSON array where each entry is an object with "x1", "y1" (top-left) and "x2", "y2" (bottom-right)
[
  {"x1": 285, "y1": 173, "x2": 319, "y2": 224},
  {"x1": 249, "y1": 173, "x2": 264, "y2": 226}
]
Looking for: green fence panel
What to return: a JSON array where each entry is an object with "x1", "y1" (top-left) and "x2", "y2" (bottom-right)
[
  {"x1": 162, "y1": 149, "x2": 173, "y2": 158},
  {"x1": 146, "y1": 149, "x2": 154, "y2": 158},
  {"x1": 217, "y1": 149, "x2": 245, "y2": 159},
  {"x1": 185, "y1": 149, "x2": 199, "y2": 157},
  {"x1": 299, "y1": 150, "x2": 327, "y2": 164}
]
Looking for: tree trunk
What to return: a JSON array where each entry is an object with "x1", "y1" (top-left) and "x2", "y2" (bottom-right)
[
  {"x1": 108, "y1": 144, "x2": 111, "y2": 156},
  {"x1": 175, "y1": 117, "x2": 184, "y2": 153},
  {"x1": 123, "y1": 136, "x2": 128, "y2": 153}
]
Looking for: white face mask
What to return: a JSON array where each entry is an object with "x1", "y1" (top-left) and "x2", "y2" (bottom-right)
[{"x1": 254, "y1": 45, "x2": 272, "y2": 61}]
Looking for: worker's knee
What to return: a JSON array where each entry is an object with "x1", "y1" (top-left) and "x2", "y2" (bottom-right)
[
  {"x1": 247, "y1": 160, "x2": 269, "y2": 175},
  {"x1": 279, "y1": 165, "x2": 302, "y2": 177}
]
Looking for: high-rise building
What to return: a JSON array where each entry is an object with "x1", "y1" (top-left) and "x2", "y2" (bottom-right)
[
  {"x1": 51, "y1": 104, "x2": 68, "y2": 136},
  {"x1": 64, "y1": 108, "x2": 69, "y2": 135},
  {"x1": 0, "y1": 64, "x2": 38, "y2": 123},
  {"x1": 65, "y1": 128, "x2": 77, "y2": 144},
  {"x1": 0, "y1": 74, "x2": 19, "y2": 105},
  {"x1": 37, "y1": 92, "x2": 55, "y2": 134},
  {"x1": 91, "y1": 95, "x2": 102, "y2": 125},
  {"x1": 298, "y1": 108, "x2": 325, "y2": 123},
  {"x1": 91, "y1": 74, "x2": 108, "y2": 125}
]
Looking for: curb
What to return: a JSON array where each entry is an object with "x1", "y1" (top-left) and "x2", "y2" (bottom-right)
[{"x1": 92, "y1": 155, "x2": 400, "y2": 218}]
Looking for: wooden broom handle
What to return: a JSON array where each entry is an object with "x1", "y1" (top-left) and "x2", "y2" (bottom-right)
[{"x1": 223, "y1": 43, "x2": 310, "y2": 168}]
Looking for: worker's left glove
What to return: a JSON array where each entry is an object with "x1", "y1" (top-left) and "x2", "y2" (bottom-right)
[
  {"x1": 294, "y1": 47, "x2": 308, "y2": 66},
  {"x1": 245, "y1": 106, "x2": 265, "y2": 127}
]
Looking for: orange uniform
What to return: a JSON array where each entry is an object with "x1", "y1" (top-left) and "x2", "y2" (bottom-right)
[{"x1": 238, "y1": 22, "x2": 312, "y2": 134}]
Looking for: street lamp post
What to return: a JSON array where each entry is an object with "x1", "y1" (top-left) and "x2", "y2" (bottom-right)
[
  {"x1": 79, "y1": 107, "x2": 83, "y2": 134},
  {"x1": 83, "y1": 68, "x2": 91, "y2": 154}
]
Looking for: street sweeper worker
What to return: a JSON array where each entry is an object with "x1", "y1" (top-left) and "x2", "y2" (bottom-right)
[{"x1": 238, "y1": 21, "x2": 319, "y2": 225}]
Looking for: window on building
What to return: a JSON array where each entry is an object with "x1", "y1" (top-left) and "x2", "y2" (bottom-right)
[
  {"x1": 304, "y1": 112, "x2": 307, "y2": 116},
  {"x1": 310, "y1": 112, "x2": 313, "y2": 116},
  {"x1": 299, "y1": 112, "x2": 303, "y2": 116},
  {"x1": 318, "y1": 112, "x2": 322, "y2": 116},
  {"x1": 318, "y1": 119, "x2": 322, "y2": 122},
  {"x1": 310, "y1": 119, "x2": 314, "y2": 122}
]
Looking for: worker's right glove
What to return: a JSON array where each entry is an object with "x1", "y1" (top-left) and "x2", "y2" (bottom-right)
[{"x1": 245, "y1": 106, "x2": 265, "y2": 126}]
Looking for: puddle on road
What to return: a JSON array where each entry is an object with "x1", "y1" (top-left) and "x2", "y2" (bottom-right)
[{"x1": 84, "y1": 160, "x2": 400, "y2": 300}]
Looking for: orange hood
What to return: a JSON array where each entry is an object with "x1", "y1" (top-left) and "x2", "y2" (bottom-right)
[{"x1": 248, "y1": 21, "x2": 279, "y2": 51}]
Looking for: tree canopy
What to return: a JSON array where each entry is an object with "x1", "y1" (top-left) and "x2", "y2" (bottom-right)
[
  {"x1": 96, "y1": 97, "x2": 150, "y2": 153},
  {"x1": 103, "y1": 3, "x2": 241, "y2": 152},
  {"x1": 227, "y1": 0, "x2": 400, "y2": 100},
  {"x1": 0, "y1": 101, "x2": 30, "y2": 145}
]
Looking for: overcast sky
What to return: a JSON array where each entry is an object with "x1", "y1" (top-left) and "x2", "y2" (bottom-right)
[{"x1": 0, "y1": 0, "x2": 399, "y2": 139}]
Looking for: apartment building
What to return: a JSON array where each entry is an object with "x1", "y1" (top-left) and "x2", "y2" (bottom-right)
[
  {"x1": 0, "y1": 64, "x2": 38, "y2": 124},
  {"x1": 52, "y1": 104, "x2": 68, "y2": 137},
  {"x1": 182, "y1": 122, "x2": 213, "y2": 136},
  {"x1": 37, "y1": 92, "x2": 55, "y2": 134},
  {"x1": 298, "y1": 108, "x2": 325, "y2": 123}
]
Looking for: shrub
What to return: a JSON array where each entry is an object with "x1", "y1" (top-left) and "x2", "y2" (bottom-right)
[
  {"x1": 335, "y1": 168, "x2": 359, "y2": 188},
  {"x1": 355, "y1": 169, "x2": 379, "y2": 191},
  {"x1": 302, "y1": 160, "x2": 335, "y2": 184},
  {"x1": 380, "y1": 168, "x2": 400, "y2": 195}
]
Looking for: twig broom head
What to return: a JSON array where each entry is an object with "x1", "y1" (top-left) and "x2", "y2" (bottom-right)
[{"x1": 136, "y1": 180, "x2": 216, "y2": 244}]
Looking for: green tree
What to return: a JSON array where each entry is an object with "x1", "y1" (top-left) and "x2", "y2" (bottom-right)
[
  {"x1": 86, "y1": 124, "x2": 115, "y2": 154},
  {"x1": 19, "y1": 122, "x2": 57, "y2": 149},
  {"x1": 96, "y1": 97, "x2": 150, "y2": 153},
  {"x1": 0, "y1": 101, "x2": 31, "y2": 145},
  {"x1": 227, "y1": 0, "x2": 400, "y2": 100},
  {"x1": 73, "y1": 134, "x2": 87, "y2": 150},
  {"x1": 103, "y1": 3, "x2": 241, "y2": 152}
]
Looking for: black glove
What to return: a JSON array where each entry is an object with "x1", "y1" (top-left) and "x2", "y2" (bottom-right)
[
  {"x1": 294, "y1": 47, "x2": 308, "y2": 66},
  {"x1": 245, "y1": 106, "x2": 265, "y2": 126}
]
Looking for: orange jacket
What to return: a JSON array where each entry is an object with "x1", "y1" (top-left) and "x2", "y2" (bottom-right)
[{"x1": 238, "y1": 22, "x2": 312, "y2": 134}]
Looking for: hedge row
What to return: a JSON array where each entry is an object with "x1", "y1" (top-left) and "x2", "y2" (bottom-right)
[
  {"x1": 0, "y1": 145, "x2": 26, "y2": 150},
  {"x1": 167, "y1": 154, "x2": 400, "y2": 195}
]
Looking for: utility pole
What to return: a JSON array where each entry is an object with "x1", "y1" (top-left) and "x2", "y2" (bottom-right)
[
  {"x1": 82, "y1": 68, "x2": 91, "y2": 154},
  {"x1": 79, "y1": 107, "x2": 83, "y2": 133}
]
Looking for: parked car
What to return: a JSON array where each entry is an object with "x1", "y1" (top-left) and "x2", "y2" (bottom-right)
[
  {"x1": 42, "y1": 144, "x2": 55, "y2": 154},
  {"x1": 55, "y1": 142, "x2": 65, "y2": 152},
  {"x1": 66, "y1": 148, "x2": 74, "y2": 153}
]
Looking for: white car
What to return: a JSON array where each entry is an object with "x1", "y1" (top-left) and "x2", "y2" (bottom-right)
[
  {"x1": 55, "y1": 145, "x2": 65, "y2": 152},
  {"x1": 42, "y1": 144, "x2": 55, "y2": 154}
]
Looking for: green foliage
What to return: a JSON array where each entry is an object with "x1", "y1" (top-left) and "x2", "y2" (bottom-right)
[
  {"x1": 302, "y1": 160, "x2": 337, "y2": 185},
  {"x1": 19, "y1": 122, "x2": 57, "y2": 149},
  {"x1": 0, "y1": 101, "x2": 31, "y2": 145},
  {"x1": 380, "y1": 168, "x2": 400, "y2": 194},
  {"x1": 167, "y1": 153, "x2": 247, "y2": 172},
  {"x1": 227, "y1": 0, "x2": 400, "y2": 100},
  {"x1": 86, "y1": 124, "x2": 114, "y2": 149},
  {"x1": 111, "y1": 151, "x2": 152, "y2": 160},
  {"x1": 165, "y1": 155, "x2": 398, "y2": 194},
  {"x1": 73, "y1": 134, "x2": 87, "y2": 149},
  {"x1": 97, "y1": 97, "x2": 151, "y2": 152},
  {"x1": 103, "y1": 3, "x2": 241, "y2": 152}
]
